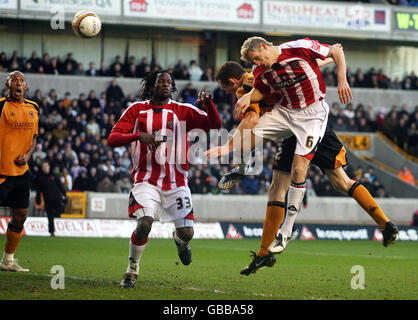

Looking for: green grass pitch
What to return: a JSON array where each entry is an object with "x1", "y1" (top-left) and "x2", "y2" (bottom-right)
[{"x1": 0, "y1": 236, "x2": 417, "y2": 300}]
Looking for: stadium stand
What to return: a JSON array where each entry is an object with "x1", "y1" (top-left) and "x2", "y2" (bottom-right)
[{"x1": 1, "y1": 75, "x2": 416, "y2": 199}]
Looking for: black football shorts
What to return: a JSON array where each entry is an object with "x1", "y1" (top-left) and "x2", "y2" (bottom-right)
[
  {"x1": 273, "y1": 127, "x2": 347, "y2": 173},
  {"x1": 0, "y1": 171, "x2": 31, "y2": 209}
]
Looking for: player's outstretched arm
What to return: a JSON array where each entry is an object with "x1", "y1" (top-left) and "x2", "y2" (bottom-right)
[
  {"x1": 328, "y1": 44, "x2": 352, "y2": 104},
  {"x1": 205, "y1": 110, "x2": 258, "y2": 159}
]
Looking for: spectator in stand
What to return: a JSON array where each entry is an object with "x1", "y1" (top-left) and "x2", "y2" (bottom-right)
[
  {"x1": 240, "y1": 175, "x2": 261, "y2": 195},
  {"x1": 348, "y1": 75, "x2": 356, "y2": 88},
  {"x1": 346, "y1": 118, "x2": 358, "y2": 131},
  {"x1": 87, "y1": 167, "x2": 101, "y2": 191},
  {"x1": 116, "y1": 174, "x2": 132, "y2": 193},
  {"x1": 365, "y1": 166, "x2": 377, "y2": 183},
  {"x1": 382, "y1": 110, "x2": 398, "y2": 140},
  {"x1": 7, "y1": 59, "x2": 20, "y2": 72},
  {"x1": 63, "y1": 62, "x2": 76, "y2": 75},
  {"x1": 151, "y1": 60, "x2": 163, "y2": 73},
  {"x1": 35, "y1": 65, "x2": 45, "y2": 74},
  {"x1": 32, "y1": 143, "x2": 46, "y2": 163},
  {"x1": 394, "y1": 116, "x2": 409, "y2": 148},
  {"x1": 189, "y1": 60, "x2": 203, "y2": 81},
  {"x1": 64, "y1": 53, "x2": 78, "y2": 72},
  {"x1": 361, "y1": 173, "x2": 376, "y2": 195},
  {"x1": 398, "y1": 165, "x2": 416, "y2": 185},
  {"x1": 344, "y1": 103, "x2": 355, "y2": 120},
  {"x1": 0, "y1": 52, "x2": 7, "y2": 71},
  {"x1": 179, "y1": 82, "x2": 198, "y2": 105},
  {"x1": 46, "y1": 58, "x2": 59, "y2": 75},
  {"x1": 74, "y1": 62, "x2": 85, "y2": 76},
  {"x1": 109, "y1": 56, "x2": 122, "y2": 75},
  {"x1": 7, "y1": 50, "x2": 23, "y2": 70},
  {"x1": 124, "y1": 64, "x2": 137, "y2": 78},
  {"x1": 41, "y1": 53, "x2": 51, "y2": 71},
  {"x1": 23, "y1": 61, "x2": 33, "y2": 73},
  {"x1": 377, "y1": 68, "x2": 390, "y2": 89},
  {"x1": 355, "y1": 69, "x2": 368, "y2": 87},
  {"x1": 85, "y1": 62, "x2": 97, "y2": 76},
  {"x1": 200, "y1": 67, "x2": 214, "y2": 82},
  {"x1": 358, "y1": 117, "x2": 372, "y2": 132},
  {"x1": 136, "y1": 57, "x2": 150, "y2": 78},
  {"x1": 402, "y1": 77, "x2": 412, "y2": 90},
  {"x1": 98, "y1": 62, "x2": 108, "y2": 76},
  {"x1": 332, "y1": 117, "x2": 348, "y2": 131},
  {"x1": 27, "y1": 51, "x2": 42, "y2": 72},
  {"x1": 60, "y1": 167, "x2": 73, "y2": 192},
  {"x1": 173, "y1": 59, "x2": 187, "y2": 79},
  {"x1": 110, "y1": 63, "x2": 123, "y2": 77},
  {"x1": 97, "y1": 175, "x2": 118, "y2": 193},
  {"x1": 324, "y1": 73, "x2": 335, "y2": 87},
  {"x1": 73, "y1": 170, "x2": 90, "y2": 191},
  {"x1": 106, "y1": 79, "x2": 125, "y2": 102},
  {"x1": 124, "y1": 56, "x2": 136, "y2": 74}
]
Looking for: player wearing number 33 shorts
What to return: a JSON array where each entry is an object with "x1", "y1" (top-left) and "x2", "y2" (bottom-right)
[{"x1": 107, "y1": 71, "x2": 221, "y2": 288}]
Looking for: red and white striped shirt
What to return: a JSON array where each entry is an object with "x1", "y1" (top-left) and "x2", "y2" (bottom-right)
[
  {"x1": 109, "y1": 99, "x2": 221, "y2": 190},
  {"x1": 253, "y1": 38, "x2": 330, "y2": 110}
]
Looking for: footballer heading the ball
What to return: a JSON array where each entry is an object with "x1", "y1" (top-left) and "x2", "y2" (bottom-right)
[{"x1": 72, "y1": 10, "x2": 102, "y2": 38}]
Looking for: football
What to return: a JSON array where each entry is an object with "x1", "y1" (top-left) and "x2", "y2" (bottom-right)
[{"x1": 72, "y1": 10, "x2": 102, "y2": 38}]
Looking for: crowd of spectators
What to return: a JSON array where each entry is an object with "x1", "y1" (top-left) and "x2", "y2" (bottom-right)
[
  {"x1": 328, "y1": 101, "x2": 418, "y2": 157},
  {"x1": 2, "y1": 51, "x2": 417, "y2": 199},
  {"x1": 4, "y1": 80, "x2": 415, "y2": 200},
  {"x1": 1, "y1": 50, "x2": 417, "y2": 91},
  {"x1": 0, "y1": 50, "x2": 214, "y2": 83},
  {"x1": 322, "y1": 66, "x2": 418, "y2": 90}
]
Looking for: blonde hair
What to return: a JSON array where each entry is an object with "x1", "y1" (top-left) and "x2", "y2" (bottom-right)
[{"x1": 240, "y1": 37, "x2": 273, "y2": 63}]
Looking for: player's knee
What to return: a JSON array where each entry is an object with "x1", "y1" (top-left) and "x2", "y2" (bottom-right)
[
  {"x1": 291, "y1": 166, "x2": 308, "y2": 183},
  {"x1": 136, "y1": 216, "x2": 153, "y2": 238},
  {"x1": 12, "y1": 208, "x2": 28, "y2": 226},
  {"x1": 177, "y1": 227, "x2": 194, "y2": 242}
]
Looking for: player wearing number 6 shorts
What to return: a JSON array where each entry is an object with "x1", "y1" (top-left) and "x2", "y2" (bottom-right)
[
  {"x1": 235, "y1": 37, "x2": 350, "y2": 243},
  {"x1": 209, "y1": 59, "x2": 398, "y2": 275},
  {"x1": 107, "y1": 71, "x2": 221, "y2": 288}
]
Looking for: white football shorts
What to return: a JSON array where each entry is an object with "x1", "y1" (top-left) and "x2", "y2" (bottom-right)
[
  {"x1": 128, "y1": 183, "x2": 194, "y2": 228},
  {"x1": 253, "y1": 99, "x2": 329, "y2": 157}
]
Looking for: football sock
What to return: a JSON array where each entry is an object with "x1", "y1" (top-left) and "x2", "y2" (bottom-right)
[
  {"x1": 281, "y1": 181, "x2": 306, "y2": 238},
  {"x1": 349, "y1": 182, "x2": 389, "y2": 229},
  {"x1": 4, "y1": 222, "x2": 23, "y2": 258},
  {"x1": 258, "y1": 201, "x2": 286, "y2": 257},
  {"x1": 127, "y1": 231, "x2": 147, "y2": 274}
]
